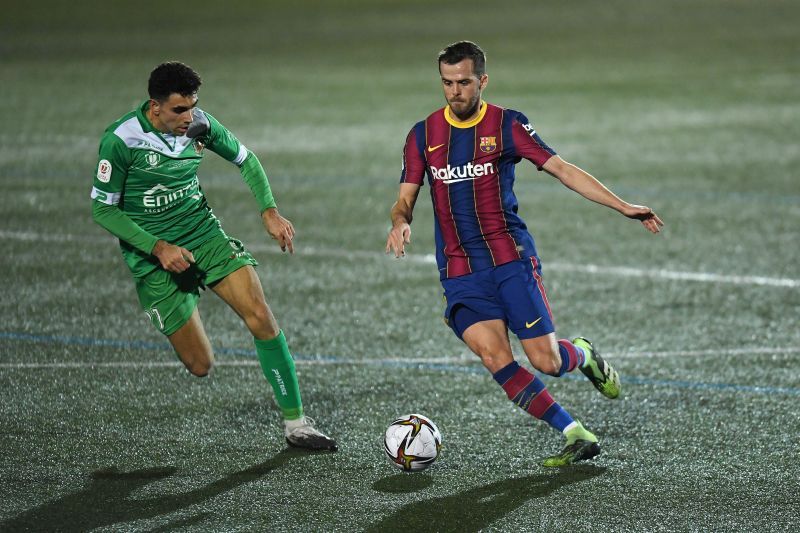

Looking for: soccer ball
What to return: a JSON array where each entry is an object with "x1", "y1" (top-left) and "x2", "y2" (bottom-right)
[{"x1": 383, "y1": 413, "x2": 442, "y2": 472}]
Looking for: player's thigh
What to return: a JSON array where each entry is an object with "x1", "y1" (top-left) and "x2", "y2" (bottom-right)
[
  {"x1": 167, "y1": 307, "x2": 214, "y2": 376},
  {"x1": 210, "y1": 265, "x2": 277, "y2": 335},
  {"x1": 193, "y1": 231, "x2": 276, "y2": 334},
  {"x1": 461, "y1": 318, "x2": 515, "y2": 373}
]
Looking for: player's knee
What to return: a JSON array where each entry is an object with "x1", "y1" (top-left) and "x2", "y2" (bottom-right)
[
  {"x1": 472, "y1": 345, "x2": 511, "y2": 373},
  {"x1": 186, "y1": 358, "x2": 213, "y2": 377},
  {"x1": 246, "y1": 305, "x2": 279, "y2": 337}
]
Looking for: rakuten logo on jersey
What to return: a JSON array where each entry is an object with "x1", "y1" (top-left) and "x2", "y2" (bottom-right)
[{"x1": 430, "y1": 162, "x2": 495, "y2": 184}]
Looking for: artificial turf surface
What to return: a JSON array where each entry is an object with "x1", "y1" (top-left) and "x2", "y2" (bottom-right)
[{"x1": 1, "y1": 0, "x2": 798, "y2": 531}]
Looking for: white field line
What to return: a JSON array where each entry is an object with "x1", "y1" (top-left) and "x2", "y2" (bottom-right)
[
  {"x1": 0, "y1": 358, "x2": 461, "y2": 369},
  {"x1": 608, "y1": 346, "x2": 800, "y2": 359},
  {"x1": 1, "y1": 229, "x2": 798, "y2": 288},
  {"x1": 0, "y1": 346, "x2": 797, "y2": 369},
  {"x1": 0, "y1": 359, "x2": 436, "y2": 369}
]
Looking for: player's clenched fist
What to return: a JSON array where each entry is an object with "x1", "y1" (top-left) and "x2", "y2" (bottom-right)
[{"x1": 152, "y1": 240, "x2": 195, "y2": 273}]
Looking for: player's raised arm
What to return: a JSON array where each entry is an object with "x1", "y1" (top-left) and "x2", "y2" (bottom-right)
[
  {"x1": 542, "y1": 155, "x2": 664, "y2": 234},
  {"x1": 386, "y1": 183, "x2": 421, "y2": 258},
  {"x1": 192, "y1": 108, "x2": 295, "y2": 253}
]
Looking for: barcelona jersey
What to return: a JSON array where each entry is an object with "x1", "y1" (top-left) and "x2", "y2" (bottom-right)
[{"x1": 400, "y1": 101, "x2": 556, "y2": 280}]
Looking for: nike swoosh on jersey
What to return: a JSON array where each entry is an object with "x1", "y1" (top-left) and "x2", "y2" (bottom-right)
[
  {"x1": 441, "y1": 177, "x2": 478, "y2": 185},
  {"x1": 427, "y1": 144, "x2": 446, "y2": 152},
  {"x1": 525, "y1": 317, "x2": 543, "y2": 329}
]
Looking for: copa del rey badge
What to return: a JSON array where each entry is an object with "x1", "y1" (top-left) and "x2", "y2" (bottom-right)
[
  {"x1": 97, "y1": 159, "x2": 112, "y2": 183},
  {"x1": 479, "y1": 136, "x2": 497, "y2": 153}
]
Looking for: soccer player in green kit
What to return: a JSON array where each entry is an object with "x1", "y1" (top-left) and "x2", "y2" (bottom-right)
[{"x1": 91, "y1": 61, "x2": 337, "y2": 451}]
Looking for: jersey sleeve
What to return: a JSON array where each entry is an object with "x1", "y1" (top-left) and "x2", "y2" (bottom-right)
[
  {"x1": 400, "y1": 124, "x2": 426, "y2": 186},
  {"x1": 509, "y1": 112, "x2": 556, "y2": 170},
  {"x1": 239, "y1": 151, "x2": 277, "y2": 212},
  {"x1": 90, "y1": 131, "x2": 130, "y2": 206},
  {"x1": 201, "y1": 111, "x2": 249, "y2": 167},
  {"x1": 90, "y1": 132, "x2": 158, "y2": 253},
  {"x1": 92, "y1": 202, "x2": 159, "y2": 255}
]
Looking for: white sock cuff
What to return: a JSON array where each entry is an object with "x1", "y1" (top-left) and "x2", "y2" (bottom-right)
[{"x1": 284, "y1": 416, "x2": 307, "y2": 431}]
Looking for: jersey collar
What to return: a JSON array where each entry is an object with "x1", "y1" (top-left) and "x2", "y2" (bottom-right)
[
  {"x1": 136, "y1": 100, "x2": 178, "y2": 150},
  {"x1": 444, "y1": 100, "x2": 487, "y2": 129},
  {"x1": 136, "y1": 100, "x2": 157, "y2": 133}
]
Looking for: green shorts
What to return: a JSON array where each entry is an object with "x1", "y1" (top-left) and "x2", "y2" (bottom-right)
[{"x1": 134, "y1": 233, "x2": 258, "y2": 336}]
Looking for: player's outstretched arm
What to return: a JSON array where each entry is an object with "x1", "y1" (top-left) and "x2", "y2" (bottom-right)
[
  {"x1": 262, "y1": 208, "x2": 295, "y2": 254},
  {"x1": 386, "y1": 183, "x2": 421, "y2": 258},
  {"x1": 542, "y1": 155, "x2": 664, "y2": 234},
  {"x1": 236, "y1": 151, "x2": 293, "y2": 252}
]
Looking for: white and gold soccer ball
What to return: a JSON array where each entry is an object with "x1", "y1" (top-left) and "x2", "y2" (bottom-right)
[{"x1": 383, "y1": 413, "x2": 442, "y2": 472}]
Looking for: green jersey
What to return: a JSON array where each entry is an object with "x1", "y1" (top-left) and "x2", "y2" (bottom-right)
[{"x1": 91, "y1": 101, "x2": 248, "y2": 277}]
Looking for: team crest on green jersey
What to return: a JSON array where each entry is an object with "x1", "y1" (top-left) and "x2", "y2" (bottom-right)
[{"x1": 145, "y1": 151, "x2": 160, "y2": 167}]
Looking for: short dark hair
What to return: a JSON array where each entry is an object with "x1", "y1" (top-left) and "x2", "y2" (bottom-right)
[
  {"x1": 148, "y1": 61, "x2": 202, "y2": 102},
  {"x1": 438, "y1": 41, "x2": 486, "y2": 77}
]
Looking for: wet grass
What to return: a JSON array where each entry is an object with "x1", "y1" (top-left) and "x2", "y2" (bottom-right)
[{"x1": 1, "y1": 0, "x2": 799, "y2": 531}]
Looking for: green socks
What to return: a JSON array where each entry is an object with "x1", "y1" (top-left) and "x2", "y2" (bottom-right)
[{"x1": 254, "y1": 331, "x2": 304, "y2": 420}]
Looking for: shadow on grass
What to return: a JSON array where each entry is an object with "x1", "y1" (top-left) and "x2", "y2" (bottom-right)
[
  {"x1": 366, "y1": 465, "x2": 606, "y2": 532},
  {"x1": 373, "y1": 472, "x2": 435, "y2": 493},
  {"x1": 1, "y1": 448, "x2": 314, "y2": 531}
]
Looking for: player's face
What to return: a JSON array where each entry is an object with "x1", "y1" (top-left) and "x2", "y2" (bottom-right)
[
  {"x1": 440, "y1": 59, "x2": 488, "y2": 120},
  {"x1": 148, "y1": 93, "x2": 198, "y2": 135}
]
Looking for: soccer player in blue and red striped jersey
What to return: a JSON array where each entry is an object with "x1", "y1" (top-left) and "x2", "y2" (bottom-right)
[{"x1": 385, "y1": 41, "x2": 664, "y2": 466}]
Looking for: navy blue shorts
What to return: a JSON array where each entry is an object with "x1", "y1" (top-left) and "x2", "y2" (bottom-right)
[{"x1": 442, "y1": 256, "x2": 555, "y2": 341}]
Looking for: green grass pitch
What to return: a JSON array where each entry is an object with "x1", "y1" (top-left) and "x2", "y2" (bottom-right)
[{"x1": 1, "y1": 0, "x2": 799, "y2": 531}]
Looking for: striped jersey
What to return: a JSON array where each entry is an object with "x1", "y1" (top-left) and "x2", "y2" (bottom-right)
[
  {"x1": 400, "y1": 101, "x2": 556, "y2": 280},
  {"x1": 91, "y1": 100, "x2": 248, "y2": 276}
]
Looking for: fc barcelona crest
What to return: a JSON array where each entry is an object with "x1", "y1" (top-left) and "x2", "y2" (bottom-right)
[{"x1": 479, "y1": 136, "x2": 497, "y2": 153}]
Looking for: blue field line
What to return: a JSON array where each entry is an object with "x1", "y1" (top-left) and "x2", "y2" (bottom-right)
[{"x1": 2, "y1": 331, "x2": 799, "y2": 396}]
